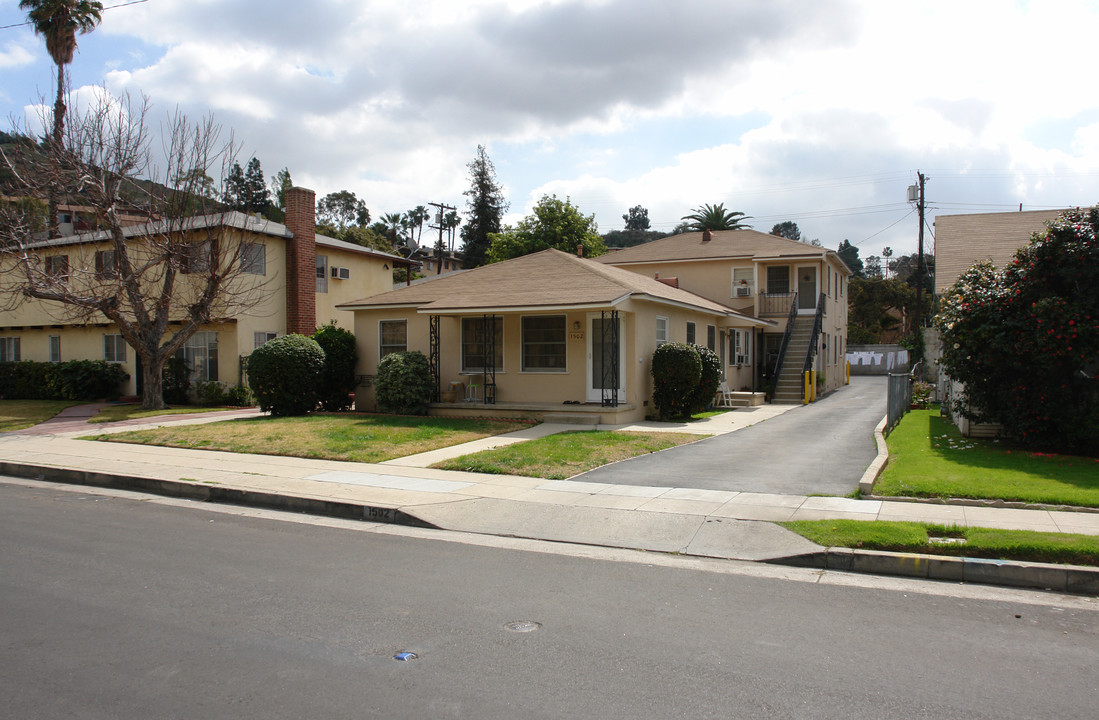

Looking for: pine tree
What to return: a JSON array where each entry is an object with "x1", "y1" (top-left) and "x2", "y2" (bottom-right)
[
  {"x1": 243, "y1": 157, "x2": 270, "y2": 214},
  {"x1": 460, "y1": 145, "x2": 508, "y2": 268}
]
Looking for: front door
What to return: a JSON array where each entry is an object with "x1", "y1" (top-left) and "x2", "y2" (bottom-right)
[
  {"x1": 587, "y1": 314, "x2": 624, "y2": 403},
  {"x1": 797, "y1": 266, "x2": 818, "y2": 313}
]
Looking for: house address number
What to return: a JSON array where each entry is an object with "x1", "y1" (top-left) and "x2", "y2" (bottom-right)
[
  {"x1": 569, "y1": 331, "x2": 585, "y2": 341},
  {"x1": 366, "y1": 506, "x2": 395, "y2": 522}
]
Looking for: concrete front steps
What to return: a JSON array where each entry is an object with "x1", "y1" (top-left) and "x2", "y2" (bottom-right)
[{"x1": 771, "y1": 316, "x2": 815, "y2": 405}]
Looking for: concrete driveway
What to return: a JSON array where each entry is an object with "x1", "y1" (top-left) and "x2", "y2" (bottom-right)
[{"x1": 576, "y1": 376, "x2": 887, "y2": 496}]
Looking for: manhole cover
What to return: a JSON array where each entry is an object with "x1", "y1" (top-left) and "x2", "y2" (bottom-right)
[
  {"x1": 504, "y1": 621, "x2": 541, "y2": 633},
  {"x1": 393, "y1": 652, "x2": 418, "y2": 661}
]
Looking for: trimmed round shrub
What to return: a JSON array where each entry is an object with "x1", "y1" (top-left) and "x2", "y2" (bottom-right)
[
  {"x1": 688, "y1": 344, "x2": 722, "y2": 414},
  {"x1": 375, "y1": 351, "x2": 433, "y2": 415},
  {"x1": 247, "y1": 334, "x2": 325, "y2": 416},
  {"x1": 312, "y1": 322, "x2": 358, "y2": 412},
  {"x1": 651, "y1": 342, "x2": 701, "y2": 420}
]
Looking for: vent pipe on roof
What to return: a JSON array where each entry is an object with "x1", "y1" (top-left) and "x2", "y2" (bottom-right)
[
  {"x1": 577, "y1": 244, "x2": 583, "y2": 257},
  {"x1": 703, "y1": 228, "x2": 713, "y2": 242}
]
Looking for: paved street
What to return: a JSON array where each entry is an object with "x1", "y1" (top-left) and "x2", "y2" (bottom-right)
[
  {"x1": 3, "y1": 481, "x2": 1097, "y2": 719},
  {"x1": 577, "y1": 376, "x2": 887, "y2": 495}
]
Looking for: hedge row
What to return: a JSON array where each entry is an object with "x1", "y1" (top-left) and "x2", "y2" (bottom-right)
[{"x1": 0, "y1": 360, "x2": 129, "y2": 401}]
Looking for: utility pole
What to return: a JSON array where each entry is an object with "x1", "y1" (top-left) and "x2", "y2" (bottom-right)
[
  {"x1": 428, "y1": 202, "x2": 456, "y2": 275},
  {"x1": 914, "y1": 171, "x2": 926, "y2": 332}
]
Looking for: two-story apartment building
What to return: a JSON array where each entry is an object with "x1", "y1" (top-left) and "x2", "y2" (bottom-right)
[
  {"x1": 596, "y1": 229, "x2": 851, "y2": 402},
  {"x1": 0, "y1": 188, "x2": 413, "y2": 396}
]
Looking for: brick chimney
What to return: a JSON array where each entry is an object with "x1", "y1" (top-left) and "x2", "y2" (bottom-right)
[
  {"x1": 702, "y1": 228, "x2": 713, "y2": 242},
  {"x1": 284, "y1": 186, "x2": 317, "y2": 335},
  {"x1": 577, "y1": 244, "x2": 584, "y2": 257}
]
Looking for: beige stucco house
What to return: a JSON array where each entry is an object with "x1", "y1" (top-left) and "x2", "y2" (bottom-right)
[
  {"x1": 596, "y1": 229, "x2": 851, "y2": 402},
  {"x1": 339, "y1": 248, "x2": 771, "y2": 424},
  {"x1": 0, "y1": 188, "x2": 413, "y2": 396},
  {"x1": 932, "y1": 208, "x2": 1068, "y2": 437}
]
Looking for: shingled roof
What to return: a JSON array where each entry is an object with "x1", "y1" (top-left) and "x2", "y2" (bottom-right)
[
  {"x1": 934, "y1": 209, "x2": 1066, "y2": 292},
  {"x1": 595, "y1": 228, "x2": 848, "y2": 271},
  {"x1": 338, "y1": 248, "x2": 767, "y2": 324}
]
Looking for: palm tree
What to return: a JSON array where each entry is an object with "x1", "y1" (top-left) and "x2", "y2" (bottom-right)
[
  {"x1": 381, "y1": 212, "x2": 405, "y2": 250},
  {"x1": 681, "y1": 203, "x2": 753, "y2": 231},
  {"x1": 21, "y1": 0, "x2": 103, "y2": 237}
]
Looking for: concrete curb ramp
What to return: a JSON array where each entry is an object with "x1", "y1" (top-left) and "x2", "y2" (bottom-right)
[{"x1": 5, "y1": 459, "x2": 1098, "y2": 596}]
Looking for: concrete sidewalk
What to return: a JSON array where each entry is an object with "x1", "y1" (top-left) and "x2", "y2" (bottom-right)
[{"x1": 2, "y1": 405, "x2": 1098, "y2": 594}]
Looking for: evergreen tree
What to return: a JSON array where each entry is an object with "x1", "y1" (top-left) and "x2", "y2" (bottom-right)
[
  {"x1": 770, "y1": 221, "x2": 801, "y2": 242},
  {"x1": 243, "y1": 157, "x2": 270, "y2": 214},
  {"x1": 223, "y1": 161, "x2": 246, "y2": 210},
  {"x1": 460, "y1": 145, "x2": 508, "y2": 267},
  {"x1": 837, "y1": 239, "x2": 864, "y2": 277}
]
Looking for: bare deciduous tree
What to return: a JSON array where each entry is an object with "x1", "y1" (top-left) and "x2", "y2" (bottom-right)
[{"x1": 1, "y1": 92, "x2": 272, "y2": 409}]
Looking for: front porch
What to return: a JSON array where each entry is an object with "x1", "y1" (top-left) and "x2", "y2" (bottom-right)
[{"x1": 425, "y1": 398, "x2": 643, "y2": 425}]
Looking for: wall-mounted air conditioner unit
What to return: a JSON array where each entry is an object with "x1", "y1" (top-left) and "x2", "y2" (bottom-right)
[
  {"x1": 736, "y1": 286, "x2": 752, "y2": 297},
  {"x1": 330, "y1": 266, "x2": 350, "y2": 280}
]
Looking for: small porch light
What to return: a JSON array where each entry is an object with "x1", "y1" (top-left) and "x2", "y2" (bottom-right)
[{"x1": 572, "y1": 321, "x2": 581, "y2": 330}]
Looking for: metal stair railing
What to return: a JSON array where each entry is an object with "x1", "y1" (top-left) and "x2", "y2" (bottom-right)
[
  {"x1": 802, "y1": 292, "x2": 827, "y2": 374},
  {"x1": 767, "y1": 291, "x2": 798, "y2": 402}
]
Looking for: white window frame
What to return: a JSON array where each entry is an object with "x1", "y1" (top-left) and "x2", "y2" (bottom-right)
[
  {"x1": 732, "y1": 267, "x2": 754, "y2": 298},
  {"x1": 0, "y1": 336, "x2": 20, "y2": 362},
  {"x1": 655, "y1": 316, "x2": 668, "y2": 346},
  {"x1": 316, "y1": 254, "x2": 328, "y2": 293},
  {"x1": 49, "y1": 335, "x2": 61, "y2": 363},
  {"x1": 104, "y1": 334, "x2": 127, "y2": 363},
  {"x1": 254, "y1": 331, "x2": 277, "y2": 350},
  {"x1": 766, "y1": 265, "x2": 791, "y2": 294},
  {"x1": 730, "y1": 329, "x2": 752, "y2": 366},
  {"x1": 379, "y1": 320, "x2": 407, "y2": 358},
  {"x1": 178, "y1": 331, "x2": 218, "y2": 382},
  {"x1": 685, "y1": 321, "x2": 696, "y2": 345},
  {"x1": 521, "y1": 315, "x2": 567, "y2": 373},
  {"x1": 241, "y1": 242, "x2": 266, "y2": 275},
  {"x1": 707, "y1": 325, "x2": 717, "y2": 352}
]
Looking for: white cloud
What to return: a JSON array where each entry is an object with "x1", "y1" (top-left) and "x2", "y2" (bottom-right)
[{"x1": 6, "y1": 0, "x2": 1097, "y2": 259}]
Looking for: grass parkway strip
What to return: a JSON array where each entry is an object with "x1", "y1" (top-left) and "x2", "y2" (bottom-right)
[{"x1": 873, "y1": 408, "x2": 1099, "y2": 508}]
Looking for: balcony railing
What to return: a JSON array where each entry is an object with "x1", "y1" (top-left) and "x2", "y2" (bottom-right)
[{"x1": 759, "y1": 292, "x2": 797, "y2": 317}]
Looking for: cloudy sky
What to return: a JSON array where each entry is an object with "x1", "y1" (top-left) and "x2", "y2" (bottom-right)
[{"x1": 2, "y1": 0, "x2": 1098, "y2": 260}]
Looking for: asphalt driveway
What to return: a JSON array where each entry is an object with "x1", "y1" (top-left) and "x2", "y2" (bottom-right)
[{"x1": 580, "y1": 376, "x2": 887, "y2": 496}]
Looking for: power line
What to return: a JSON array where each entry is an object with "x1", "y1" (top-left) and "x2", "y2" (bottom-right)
[
  {"x1": 0, "y1": 0, "x2": 148, "y2": 31},
  {"x1": 853, "y1": 208, "x2": 915, "y2": 247}
]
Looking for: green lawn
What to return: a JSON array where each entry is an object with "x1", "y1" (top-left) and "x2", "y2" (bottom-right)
[
  {"x1": 88, "y1": 414, "x2": 532, "y2": 464},
  {"x1": 875, "y1": 408, "x2": 1099, "y2": 507},
  {"x1": 431, "y1": 429, "x2": 703, "y2": 479},
  {"x1": 782, "y1": 519, "x2": 1099, "y2": 566},
  {"x1": 0, "y1": 399, "x2": 81, "y2": 432},
  {"x1": 88, "y1": 404, "x2": 240, "y2": 424}
]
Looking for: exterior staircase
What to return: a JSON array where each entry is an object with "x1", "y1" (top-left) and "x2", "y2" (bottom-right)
[{"x1": 771, "y1": 315, "x2": 815, "y2": 404}]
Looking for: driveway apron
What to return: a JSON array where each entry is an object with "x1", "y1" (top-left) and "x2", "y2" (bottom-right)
[{"x1": 579, "y1": 376, "x2": 888, "y2": 495}]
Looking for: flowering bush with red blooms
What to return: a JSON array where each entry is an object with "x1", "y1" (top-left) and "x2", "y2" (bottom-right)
[{"x1": 935, "y1": 206, "x2": 1099, "y2": 454}]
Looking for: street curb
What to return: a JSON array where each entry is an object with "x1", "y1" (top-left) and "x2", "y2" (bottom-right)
[
  {"x1": 771, "y1": 547, "x2": 1099, "y2": 595},
  {"x1": 6, "y1": 459, "x2": 1098, "y2": 596},
  {"x1": 0, "y1": 461, "x2": 437, "y2": 530},
  {"x1": 857, "y1": 415, "x2": 889, "y2": 496}
]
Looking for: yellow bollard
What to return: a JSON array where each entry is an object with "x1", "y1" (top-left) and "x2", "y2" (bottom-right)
[
  {"x1": 846, "y1": 361, "x2": 850, "y2": 385},
  {"x1": 811, "y1": 370, "x2": 817, "y2": 402}
]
